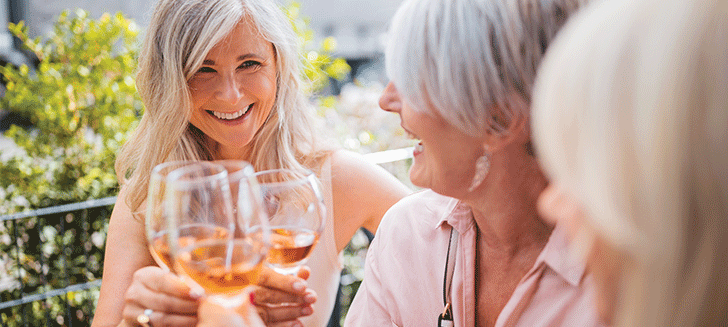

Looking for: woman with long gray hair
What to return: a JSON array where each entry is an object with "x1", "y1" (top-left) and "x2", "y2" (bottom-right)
[{"x1": 92, "y1": 0, "x2": 411, "y2": 326}]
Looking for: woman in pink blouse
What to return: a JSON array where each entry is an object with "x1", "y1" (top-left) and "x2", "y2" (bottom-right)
[
  {"x1": 344, "y1": 0, "x2": 601, "y2": 326},
  {"x1": 533, "y1": 0, "x2": 728, "y2": 325}
]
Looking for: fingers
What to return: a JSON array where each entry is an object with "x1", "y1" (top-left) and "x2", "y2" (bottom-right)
[
  {"x1": 122, "y1": 266, "x2": 201, "y2": 327},
  {"x1": 123, "y1": 306, "x2": 198, "y2": 327},
  {"x1": 136, "y1": 266, "x2": 199, "y2": 300},
  {"x1": 249, "y1": 266, "x2": 317, "y2": 324},
  {"x1": 256, "y1": 266, "x2": 309, "y2": 296},
  {"x1": 250, "y1": 285, "x2": 317, "y2": 307},
  {"x1": 255, "y1": 303, "x2": 313, "y2": 326}
]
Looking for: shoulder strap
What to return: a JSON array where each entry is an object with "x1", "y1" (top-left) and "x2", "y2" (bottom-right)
[{"x1": 439, "y1": 226, "x2": 459, "y2": 326}]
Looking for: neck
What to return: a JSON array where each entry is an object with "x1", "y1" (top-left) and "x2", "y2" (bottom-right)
[
  {"x1": 465, "y1": 152, "x2": 552, "y2": 255},
  {"x1": 209, "y1": 140, "x2": 254, "y2": 162}
]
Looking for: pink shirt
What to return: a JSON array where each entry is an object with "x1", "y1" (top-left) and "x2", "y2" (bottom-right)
[{"x1": 344, "y1": 190, "x2": 602, "y2": 327}]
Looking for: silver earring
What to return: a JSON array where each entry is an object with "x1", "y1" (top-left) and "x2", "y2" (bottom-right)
[{"x1": 468, "y1": 153, "x2": 490, "y2": 192}]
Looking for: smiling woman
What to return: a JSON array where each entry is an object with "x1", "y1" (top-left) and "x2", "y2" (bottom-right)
[
  {"x1": 91, "y1": 0, "x2": 411, "y2": 326},
  {"x1": 187, "y1": 19, "x2": 278, "y2": 161}
]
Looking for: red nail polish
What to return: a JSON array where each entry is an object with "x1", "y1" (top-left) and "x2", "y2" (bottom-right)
[{"x1": 249, "y1": 292, "x2": 256, "y2": 305}]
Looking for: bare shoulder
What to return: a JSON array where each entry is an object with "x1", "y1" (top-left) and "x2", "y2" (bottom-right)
[
  {"x1": 327, "y1": 150, "x2": 411, "y2": 246},
  {"x1": 328, "y1": 149, "x2": 407, "y2": 192}
]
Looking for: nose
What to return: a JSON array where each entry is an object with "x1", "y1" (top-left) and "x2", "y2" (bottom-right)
[
  {"x1": 215, "y1": 73, "x2": 243, "y2": 105},
  {"x1": 379, "y1": 81, "x2": 402, "y2": 113}
]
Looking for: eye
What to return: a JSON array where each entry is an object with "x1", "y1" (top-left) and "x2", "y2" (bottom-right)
[
  {"x1": 196, "y1": 66, "x2": 216, "y2": 74},
  {"x1": 238, "y1": 60, "x2": 262, "y2": 70}
]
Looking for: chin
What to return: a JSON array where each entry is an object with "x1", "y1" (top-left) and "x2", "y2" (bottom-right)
[{"x1": 408, "y1": 170, "x2": 429, "y2": 190}]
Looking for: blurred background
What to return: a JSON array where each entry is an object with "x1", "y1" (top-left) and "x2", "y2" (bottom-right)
[{"x1": 0, "y1": 0, "x2": 404, "y2": 90}]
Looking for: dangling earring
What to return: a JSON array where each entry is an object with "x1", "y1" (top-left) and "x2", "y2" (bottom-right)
[{"x1": 467, "y1": 153, "x2": 490, "y2": 192}]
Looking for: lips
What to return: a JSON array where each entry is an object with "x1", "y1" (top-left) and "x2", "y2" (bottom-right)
[
  {"x1": 401, "y1": 125, "x2": 423, "y2": 155},
  {"x1": 208, "y1": 104, "x2": 252, "y2": 120}
]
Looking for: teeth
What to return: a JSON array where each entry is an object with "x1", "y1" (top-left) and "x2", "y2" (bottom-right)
[
  {"x1": 415, "y1": 143, "x2": 424, "y2": 152},
  {"x1": 212, "y1": 104, "x2": 251, "y2": 120}
]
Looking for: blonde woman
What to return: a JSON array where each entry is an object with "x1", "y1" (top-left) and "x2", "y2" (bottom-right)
[
  {"x1": 533, "y1": 0, "x2": 728, "y2": 325},
  {"x1": 92, "y1": 0, "x2": 411, "y2": 326}
]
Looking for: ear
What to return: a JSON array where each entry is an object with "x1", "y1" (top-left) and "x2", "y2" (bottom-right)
[{"x1": 482, "y1": 93, "x2": 531, "y2": 152}]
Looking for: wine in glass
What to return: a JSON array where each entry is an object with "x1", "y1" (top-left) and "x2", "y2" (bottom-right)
[
  {"x1": 146, "y1": 161, "x2": 228, "y2": 271},
  {"x1": 253, "y1": 168, "x2": 326, "y2": 275},
  {"x1": 166, "y1": 161, "x2": 269, "y2": 308}
]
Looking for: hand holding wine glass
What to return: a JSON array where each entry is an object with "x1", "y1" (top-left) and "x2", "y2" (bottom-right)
[{"x1": 253, "y1": 169, "x2": 326, "y2": 275}]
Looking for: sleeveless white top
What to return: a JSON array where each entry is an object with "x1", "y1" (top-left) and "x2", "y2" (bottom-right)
[{"x1": 300, "y1": 157, "x2": 342, "y2": 326}]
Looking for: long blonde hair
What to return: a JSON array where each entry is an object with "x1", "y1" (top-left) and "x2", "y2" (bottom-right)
[
  {"x1": 116, "y1": 0, "x2": 329, "y2": 213},
  {"x1": 532, "y1": 0, "x2": 728, "y2": 325}
]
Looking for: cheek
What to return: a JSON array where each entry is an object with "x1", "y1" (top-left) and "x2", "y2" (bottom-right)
[{"x1": 188, "y1": 83, "x2": 215, "y2": 110}]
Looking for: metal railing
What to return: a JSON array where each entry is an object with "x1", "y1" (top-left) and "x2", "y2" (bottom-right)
[
  {"x1": 0, "y1": 197, "x2": 115, "y2": 326},
  {"x1": 0, "y1": 148, "x2": 413, "y2": 327}
]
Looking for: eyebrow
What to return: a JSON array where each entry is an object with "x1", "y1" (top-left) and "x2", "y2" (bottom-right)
[{"x1": 202, "y1": 54, "x2": 266, "y2": 66}]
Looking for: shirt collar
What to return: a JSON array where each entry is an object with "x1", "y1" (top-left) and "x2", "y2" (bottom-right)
[
  {"x1": 537, "y1": 223, "x2": 588, "y2": 286},
  {"x1": 435, "y1": 198, "x2": 475, "y2": 234},
  {"x1": 436, "y1": 198, "x2": 587, "y2": 287}
]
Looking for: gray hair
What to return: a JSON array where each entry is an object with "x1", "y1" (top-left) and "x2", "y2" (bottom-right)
[
  {"x1": 533, "y1": 0, "x2": 728, "y2": 325},
  {"x1": 385, "y1": 0, "x2": 585, "y2": 137},
  {"x1": 117, "y1": 0, "x2": 323, "y2": 212}
]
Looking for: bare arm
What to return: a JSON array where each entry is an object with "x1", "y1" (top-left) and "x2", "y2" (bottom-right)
[
  {"x1": 92, "y1": 187, "x2": 158, "y2": 327},
  {"x1": 93, "y1": 187, "x2": 199, "y2": 327},
  {"x1": 330, "y1": 150, "x2": 412, "y2": 252}
]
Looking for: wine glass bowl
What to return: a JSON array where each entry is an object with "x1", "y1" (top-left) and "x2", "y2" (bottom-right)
[
  {"x1": 146, "y1": 161, "x2": 206, "y2": 271},
  {"x1": 253, "y1": 168, "x2": 326, "y2": 275},
  {"x1": 175, "y1": 238, "x2": 265, "y2": 294},
  {"x1": 165, "y1": 160, "x2": 269, "y2": 308}
]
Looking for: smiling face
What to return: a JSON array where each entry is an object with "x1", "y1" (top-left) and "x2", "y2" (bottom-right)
[
  {"x1": 537, "y1": 183, "x2": 624, "y2": 325},
  {"x1": 187, "y1": 18, "x2": 278, "y2": 160},
  {"x1": 379, "y1": 82, "x2": 484, "y2": 197}
]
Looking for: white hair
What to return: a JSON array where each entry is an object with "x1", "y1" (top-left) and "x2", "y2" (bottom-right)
[
  {"x1": 117, "y1": 0, "x2": 328, "y2": 212},
  {"x1": 532, "y1": 0, "x2": 728, "y2": 325},
  {"x1": 385, "y1": 0, "x2": 585, "y2": 137}
]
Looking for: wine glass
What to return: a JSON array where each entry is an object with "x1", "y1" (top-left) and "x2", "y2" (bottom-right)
[
  {"x1": 253, "y1": 168, "x2": 326, "y2": 275},
  {"x1": 146, "y1": 161, "x2": 205, "y2": 271},
  {"x1": 214, "y1": 160, "x2": 271, "y2": 256},
  {"x1": 166, "y1": 161, "x2": 269, "y2": 308}
]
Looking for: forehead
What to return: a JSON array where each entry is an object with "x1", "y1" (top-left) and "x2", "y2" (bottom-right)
[{"x1": 206, "y1": 18, "x2": 274, "y2": 59}]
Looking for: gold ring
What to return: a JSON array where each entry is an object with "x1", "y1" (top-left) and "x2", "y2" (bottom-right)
[{"x1": 137, "y1": 309, "x2": 153, "y2": 327}]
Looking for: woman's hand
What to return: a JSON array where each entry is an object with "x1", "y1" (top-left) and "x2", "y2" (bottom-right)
[
  {"x1": 121, "y1": 266, "x2": 201, "y2": 326},
  {"x1": 249, "y1": 266, "x2": 317, "y2": 326}
]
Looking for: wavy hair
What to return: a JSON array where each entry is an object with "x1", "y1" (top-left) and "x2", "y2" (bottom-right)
[{"x1": 116, "y1": 0, "x2": 329, "y2": 213}]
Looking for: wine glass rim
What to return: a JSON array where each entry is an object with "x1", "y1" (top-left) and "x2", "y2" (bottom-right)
[
  {"x1": 166, "y1": 161, "x2": 229, "y2": 189},
  {"x1": 212, "y1": 160, "x2": 256, "y2": 182},
  {"x1": 151, "y1": 160, "x2": 201, "y2": 177}
]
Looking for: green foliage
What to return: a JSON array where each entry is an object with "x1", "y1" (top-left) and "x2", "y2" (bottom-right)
[
  {"x1": 0, "y1": 207, "x2": 109, "y2": 327},
  {"x1": 0, "y1": 9, "x2": 142, "y2": 214},
  {"x1": 282, "y1": 1, "x2": 351, "y2": 96}
]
